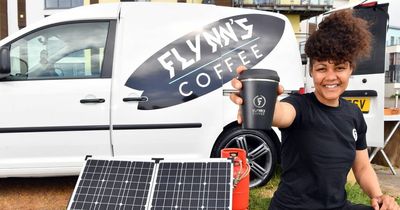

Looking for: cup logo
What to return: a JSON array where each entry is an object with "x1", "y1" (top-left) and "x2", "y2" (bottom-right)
[
  {"x1": 253, "y1": 95, "x2": 266, "y2": 108},
  {"x1": 125, "y1": 14, "x2": 285, "y2": 110}
]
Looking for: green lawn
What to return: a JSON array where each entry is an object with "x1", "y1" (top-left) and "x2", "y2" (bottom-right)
[{"x1": 249, "y1": 171, "x2": 400, "y2": 209}]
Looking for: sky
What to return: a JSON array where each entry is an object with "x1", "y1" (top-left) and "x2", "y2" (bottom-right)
[{"x1": 387, "y1": 0, "x2": 400, "y2": 26}]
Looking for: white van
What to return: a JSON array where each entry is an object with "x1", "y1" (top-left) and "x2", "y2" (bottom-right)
[{"x1": 0, "y1": 2, "x2": 303, "y2": 187}]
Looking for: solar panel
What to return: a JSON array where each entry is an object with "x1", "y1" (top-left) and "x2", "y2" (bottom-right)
[
  {"x1": 68, "y1": 159, "x2": 155, "y2": 210},
  {"x1": 68, "y1": 159, "x2": 232, "y2": 210},
  {"x1": 151, "y1": 162, "x2": 231, "y2": 210}
]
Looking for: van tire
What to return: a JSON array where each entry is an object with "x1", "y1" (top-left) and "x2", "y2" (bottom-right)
[{"x1": 211, "y1": 125, "x2": 277, "y2": 188}]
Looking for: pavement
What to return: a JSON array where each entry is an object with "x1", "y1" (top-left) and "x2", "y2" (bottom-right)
[{"x1": 373, "y1": 164, "x2": 400, "y2": 197}]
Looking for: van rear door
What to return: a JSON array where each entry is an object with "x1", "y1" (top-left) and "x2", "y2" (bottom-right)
[{"x1": 343, "y1": 3, "x2": 388, "y2": 147}]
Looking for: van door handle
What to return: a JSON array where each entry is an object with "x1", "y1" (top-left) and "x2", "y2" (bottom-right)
[
  {"x1": 80, "y1": 98, "x2": 105, "y2": 104},
  {"x1": 123, "y1": 96, "x2": 148, "y2": 102}
]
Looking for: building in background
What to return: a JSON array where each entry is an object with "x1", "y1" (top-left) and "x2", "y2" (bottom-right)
[
  {"x1": 1, "y1": 0, "x2": 334, "y2": 40},
  {"x1": 0, "y1": 0, "x2": 122, "y2": 39},
  {"x1": 0, "y1": 0, "x2": 8, "y2": 39},
  {"x1": 386, "y1": 26, "x2": 400, "y2": 83},
  {"x1": 1, "y1": 0, "x2": 84, "y2": 39},
  {"x1": 234, "y1": 0, "x2": 333, "y2": 35},
  {"x1": 385, "y1": 26, "x2": 400, "y2": 107}
]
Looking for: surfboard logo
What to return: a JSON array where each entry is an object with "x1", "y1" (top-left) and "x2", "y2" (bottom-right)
[{"x1": 125, "y1": 14, "x2": 285, "y2": 110}]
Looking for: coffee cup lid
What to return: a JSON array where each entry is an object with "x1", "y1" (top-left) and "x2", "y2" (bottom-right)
[{"x1": 238, "y1": 69, "x2": 280, "y2": 82}]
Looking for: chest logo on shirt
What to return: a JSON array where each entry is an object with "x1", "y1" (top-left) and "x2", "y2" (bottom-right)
[{"x1": 352, "y1": 128, "x2": 358, "y2": 141}]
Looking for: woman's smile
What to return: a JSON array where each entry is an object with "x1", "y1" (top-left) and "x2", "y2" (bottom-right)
[{"x1": 311, "y1": 60, "x2": 352, "y2": 107}]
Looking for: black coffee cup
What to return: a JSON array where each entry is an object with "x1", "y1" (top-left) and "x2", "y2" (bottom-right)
[{"x1": 238, "y1": 69, "x2": 280, "y2": 130}]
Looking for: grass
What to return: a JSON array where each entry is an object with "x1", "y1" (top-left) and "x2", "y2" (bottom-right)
[
  {"x1": 249, "y1": 170, "x2": 400, "y2": 209},
  {"x1": 345, "y1": 183, "x2": 371, "y2": 205},
  {"x1": 249, "y1": 172, "x2": 280, "y2": 209}
]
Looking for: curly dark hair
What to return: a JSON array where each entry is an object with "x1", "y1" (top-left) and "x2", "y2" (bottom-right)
[{"x1": 305, "y1": 9, "x2": 372, "y2": 68}]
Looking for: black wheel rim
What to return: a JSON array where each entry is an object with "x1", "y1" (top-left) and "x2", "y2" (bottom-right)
[{"x1": 224, "y1": 133, "x2": 273, "y2": 188}]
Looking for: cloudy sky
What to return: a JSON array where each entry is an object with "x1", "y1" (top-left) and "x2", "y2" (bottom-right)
[{"x1": 388, "y1": 0, "x2": 400, "y2": 26}]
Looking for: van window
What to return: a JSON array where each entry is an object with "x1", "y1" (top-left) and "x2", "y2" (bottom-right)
[{"x1": 8, "y1": 22, "x2": 109, "y2": 80}]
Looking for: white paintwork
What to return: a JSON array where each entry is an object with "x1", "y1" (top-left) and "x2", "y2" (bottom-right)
[
  {"x1": 0, "y1": 2, "x2": 303, "y2": 177},
  {"x1": 349, "y1": 75, "x2": 385, "y2": 147}
]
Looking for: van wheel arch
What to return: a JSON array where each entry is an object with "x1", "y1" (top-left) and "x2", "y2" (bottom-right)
[{"x1": 211, "y1": 122, "x2": 279, "y2": 188}]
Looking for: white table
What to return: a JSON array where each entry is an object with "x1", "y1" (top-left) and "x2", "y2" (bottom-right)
[{"x1": 369, "y1": 114, "x2": 400, "y2": 175}]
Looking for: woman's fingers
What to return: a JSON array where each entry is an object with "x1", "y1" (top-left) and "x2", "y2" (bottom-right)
[
  {"x1": 237, "y1": 108, "x2": 243, "y2": 124},
  {"x1": 231, "y1": 66, "x2": 246, "y2": 124},
  {"x1": 231, "y1": 65, "x2": 246, "y2": 90},
  {"x1": 230, "y1": 92, "x2": 243, "y2": 105},
  {"x1": 371, "y1": 197, "x2": 380, "y2": 210},
  {"x1": 231, "y1": 77, "x2": 242, "y2": 90},
  {"x1": 236, "y1": 65, "x2": 247, "y2": 74},
  {"x1": 230, "y1": 66, "x2": 245, "y2": 105},
  {"x1": 371, "y1": 195, "x2": 400, "y2": 210},
  {"x1": 278, "y1": 84, "x2": 284, "y2": 95}
]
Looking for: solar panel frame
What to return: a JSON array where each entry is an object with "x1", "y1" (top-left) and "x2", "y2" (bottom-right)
[
  {"x1": 150, "y1": 160, "x2": 233, "y2": 210},
  {"x1": 68, "y1": 158, "x2": 233, "y2": 210},
  {"x1": 68, "y1": 159, "x2": 156, "y2": 210}
]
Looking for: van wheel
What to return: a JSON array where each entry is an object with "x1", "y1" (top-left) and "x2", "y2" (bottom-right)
[{"x1": 211, "y1": 125, "x2": 277, "y2": 188}]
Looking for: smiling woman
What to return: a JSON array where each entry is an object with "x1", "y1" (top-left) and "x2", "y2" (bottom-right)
[{"x1": 230, "y1": 8, "x2": 400, "y2": 210}]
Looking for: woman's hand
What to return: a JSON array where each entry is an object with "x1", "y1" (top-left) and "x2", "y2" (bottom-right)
[
  {"x1": 229, "y1": 66, "x2": 246, "y2": 124},
  {"x1": 371, "y1": 195, "x2": 400, "y2": 210},
  {"x1": 229, "y1": 66, "x2": 284, "y2": 124}
]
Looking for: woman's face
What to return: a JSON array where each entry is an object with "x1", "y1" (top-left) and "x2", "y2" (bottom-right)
[{"x1": 311, "y1": 60, "x2": 353, "y2": 107}]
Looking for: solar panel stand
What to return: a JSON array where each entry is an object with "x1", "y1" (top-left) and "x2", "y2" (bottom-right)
[{"x1": 145, "y1": 159, "x2": 160, "y2": 210}]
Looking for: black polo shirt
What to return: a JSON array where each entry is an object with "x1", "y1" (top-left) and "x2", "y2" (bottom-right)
[{"x1": 270, "y1": 93, "x2": 367, "y2": 210}]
